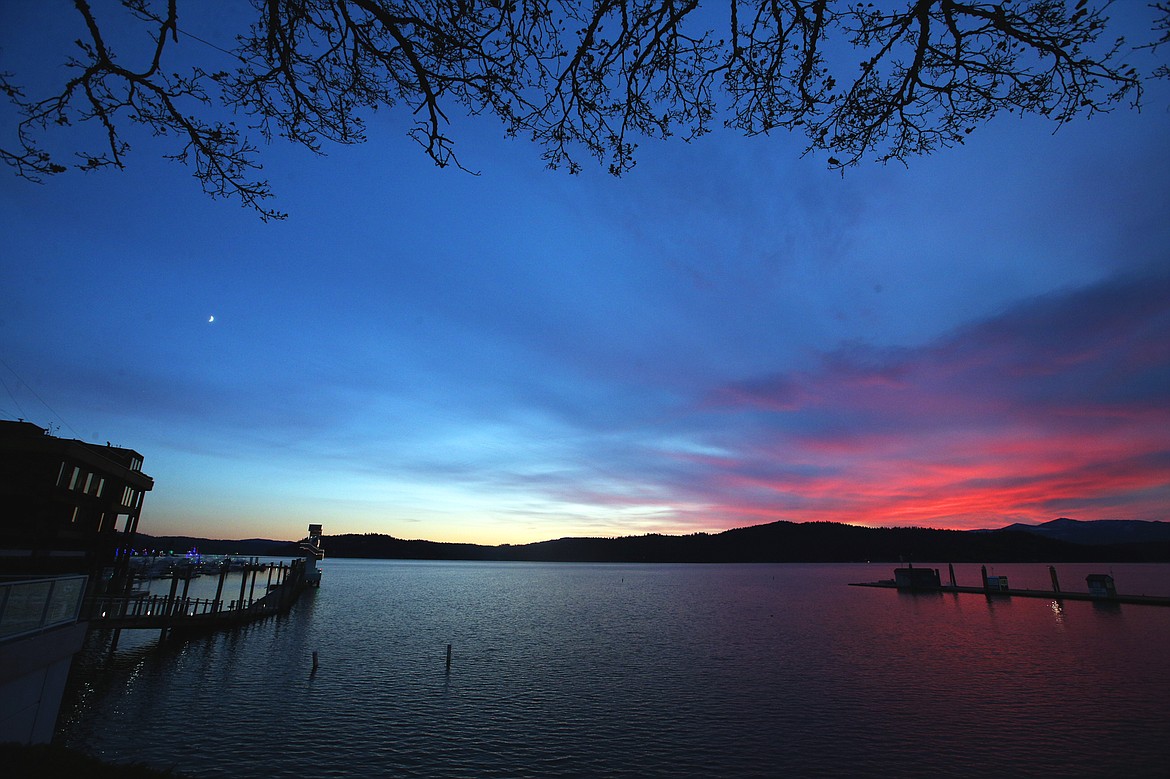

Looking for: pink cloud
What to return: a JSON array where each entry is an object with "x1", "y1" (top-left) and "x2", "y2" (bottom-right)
[{"x1": 679, "y1": 273, "x2": 1170, "y2": 531}]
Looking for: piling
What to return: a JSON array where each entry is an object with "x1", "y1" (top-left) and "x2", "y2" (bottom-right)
[
  {"x1": 446, "y1": 644, "x2": 452, "y2": 670},
  {"x1": 161, "y1": 575, "x2": 180, "y2": 643},
  {"x1": 948, "y1": 563, "x2": 957, "y2": 588},
  {"x1": 312, "y1": 650, "x2": 319, "y2": 672},
  {"x1": 237, "y1": 566, "x2": 250, "y2": 610},
  {"x1": 165, "y1": 572, "x2": 181, "y2": 616},
  {"x1": 1049, "y1": 565, "x2": 1061, "y2": 594},
  {"x1": 980, "y1": 565, "x2": 989, "y2": 591},
  {"x1": 180, "y1": 569, "x2": 193, "y2": 613},
  {"x1": 213, "y1": 562, "x2": 229, "y2": 613}
]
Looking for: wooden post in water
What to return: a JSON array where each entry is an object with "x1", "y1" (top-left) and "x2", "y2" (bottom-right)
[
  {"x1": 981, "y1": 565, "x2": 989, "y2": 592},
  {"x1": 165, "y1": 571, "x2": 181, "y2": 615},
  {"x1": 213, "y1": 561, "x2": 229, "y2": 613},
  {"x1": 1049, "y1": 565, "x2": 1061, "y2": 594},
  {"x1": 248, "y1": 565, "x2": 259, "y2": 603},
  {"x1": 180, "y1": 569, "x2": 193, "y2": 615},
  {"x1": 237, "y1": 566, "x2": 249, "y2": 611},
  {"x1": 312, "y1": 651, "x2": 319, "y2": 673},
  {"x1": 446, "y1": 644, "x2": 452, "y2": 670},
  {"x1": 948, "y1": 563, "x2": 957, "y2": 589},
  {"x1": 160, "y1": 578, "x2": 177, "y2": 643}
]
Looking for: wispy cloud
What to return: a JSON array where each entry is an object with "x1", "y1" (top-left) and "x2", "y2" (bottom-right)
[{"x1": 670, "y1": 272, "x2": 1170, "y2": 530}]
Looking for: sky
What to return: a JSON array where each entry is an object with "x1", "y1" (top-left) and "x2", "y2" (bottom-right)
[{"x1": 1, "y1": 2, "x2": 1168, "y2": 544}]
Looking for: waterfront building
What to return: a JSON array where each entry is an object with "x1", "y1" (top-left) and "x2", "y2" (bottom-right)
[
  {"x1": 0, "y1": 420, "x2": 153, "y2": 592},
  {"x1": 0, "y1": 421, "x2": 154, "y2": 744}
]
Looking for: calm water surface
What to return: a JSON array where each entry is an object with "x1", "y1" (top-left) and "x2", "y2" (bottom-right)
[{"x1": 58, "y1": 561, "x2": 1170, "y2": 777}]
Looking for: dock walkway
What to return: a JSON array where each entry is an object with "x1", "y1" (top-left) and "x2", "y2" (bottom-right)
[
  {"x1": 86, "y1": 558, "x2": 313, "y2": 644},
  {"x1": 849, "y1": 580, "x2": 1170, "y2": 607}
]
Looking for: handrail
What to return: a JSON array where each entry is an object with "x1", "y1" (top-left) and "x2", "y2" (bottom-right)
[{"x1": 0, "y1": 574, "x2": 87, "y2": 642}]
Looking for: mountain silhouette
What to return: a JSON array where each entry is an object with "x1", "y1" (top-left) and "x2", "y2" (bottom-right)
[
  {"x1": 134, "y1": 519, "x2": 1170, "y2": 564},
  {"x1": 998, "y1": 518, "x2": 1170, "y2": 546},
  {"x1": 317, "y1": 519, "x2": 1170, "y2": 563}
]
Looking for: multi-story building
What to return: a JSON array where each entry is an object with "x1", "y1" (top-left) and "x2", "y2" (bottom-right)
[
  {"x1": 0, "y1": 419, "x2": 153, "y2": 590},
  {"x1": 0, "y1": 419, "x2": 155, "y2": 744}
]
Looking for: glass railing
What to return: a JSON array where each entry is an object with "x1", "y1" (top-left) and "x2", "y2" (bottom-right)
[{"x1": 0, "y1": 574, "x2": 87, "y2": 642}]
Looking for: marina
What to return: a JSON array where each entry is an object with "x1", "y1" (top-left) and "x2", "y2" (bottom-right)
[
  {"x1": 89, "y1": 524, "x2": 325, "y2": 647},
  {"x1": 89, "y1": 558, "x2": 314, "y2": 638}
]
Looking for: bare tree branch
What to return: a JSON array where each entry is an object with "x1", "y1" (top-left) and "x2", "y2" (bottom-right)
[
  {"x1": 2, "y1": 0, "x2": 1160, "y2": 219},
  {"x1": 1139, "y1": 1, "x2": 1170, "y2": 79}
]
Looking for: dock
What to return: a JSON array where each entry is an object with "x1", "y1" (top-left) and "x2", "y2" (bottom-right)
[
  {"x1": 86, "y1": 559, "x2": 313, "y2": 648},
  {"x1": 849, "y1": 580, "x2": 1170, "y2": 606},
  {"x1": 86, "y1": 524, "x2": 325, "y2": 647},
  {"x1": 850, "y1": 564, "x2": 1170, "y2": 607}
]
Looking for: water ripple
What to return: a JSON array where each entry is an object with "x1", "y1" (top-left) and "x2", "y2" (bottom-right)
[{"x1": 59, "y1": 561, "x2": 1170, "y2": 777}]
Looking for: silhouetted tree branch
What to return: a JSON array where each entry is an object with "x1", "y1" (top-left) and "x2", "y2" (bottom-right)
[
  {"x1": 2, "y1": 0, "x2": 1163, "y2": 219},
  {"x1": 1141, "y1": 2, "x2": 1170, "y2": 79}
]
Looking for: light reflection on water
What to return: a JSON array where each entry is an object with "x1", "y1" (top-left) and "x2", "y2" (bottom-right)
[
  {"x1": 1049, "y1": 599, "x2": 1068, "y2": 624},
  {"x1": 59, "y1": 561, "x2": 1170, "y2": 777}
]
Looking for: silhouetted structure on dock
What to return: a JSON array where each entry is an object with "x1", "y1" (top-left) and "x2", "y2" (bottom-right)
[
  {"x1": 893, "y1": 565, "x2": 941, "y2": 590},
  {"x1": 302, "y1": 523, "x2": 324, "y2": 586}
]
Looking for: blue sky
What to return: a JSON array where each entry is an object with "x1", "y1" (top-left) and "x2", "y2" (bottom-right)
[{"x1": 2, "y1": 2, "x2": 1168, "y2": 543}]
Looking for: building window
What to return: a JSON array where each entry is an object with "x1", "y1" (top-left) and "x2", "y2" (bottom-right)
[
  {"x1": 96, "y1": 478, "x2": 105, "y2": 497},
  {"x1": 69, "y1": 466, "x2": 82, "y2": 490},
  {"x1": 84, "y1": 472, "x2": 94, "y2": 493},
  {"x1": 71, "y1": 506, "x2": 80, "y2": 524}
]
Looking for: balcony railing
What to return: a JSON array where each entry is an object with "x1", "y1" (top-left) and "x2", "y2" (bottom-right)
[{"x1": 0, "y1": 574, "x2": 87, "y2": 642}]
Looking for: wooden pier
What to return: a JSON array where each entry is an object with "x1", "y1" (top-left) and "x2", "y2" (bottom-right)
[{"x1": 87, "y1": 558, "x2": 314, "y2": 645}]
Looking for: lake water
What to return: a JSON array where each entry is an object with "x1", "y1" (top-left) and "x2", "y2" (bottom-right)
[{"x1": 58, "y1": 560, "x2": 1170, "y2": 777}]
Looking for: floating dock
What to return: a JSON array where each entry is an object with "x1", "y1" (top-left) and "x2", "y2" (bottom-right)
[
  {"x1": 850, "y1": 580, "x2": 1170, "y2": 606},
  {"x1": 850, "y1": 564, "x2": 1170, "y2": 607}
]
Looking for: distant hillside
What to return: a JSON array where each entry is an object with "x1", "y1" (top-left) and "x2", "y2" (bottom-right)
[
  {"x1": 132, "y1": 534, "x2": 301, "y2": 557},
  {"x1": 130, "y1": 520, "x2": 1170, "y2": 564},
  {"x1": 320, "y1": 520, "x2": 1170, "y2": 563},
  {"x1": 999, "y1": 518, "x2": 1170, "y2": 546}
]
